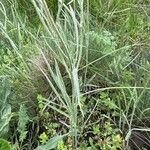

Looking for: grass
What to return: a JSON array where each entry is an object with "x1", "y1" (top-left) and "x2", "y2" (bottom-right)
[
  {"x1": 31, "y1": 0, "x2": 86, "y2": 148},
  {"x1": 0, "y1": 0, "x2": 150, "y2": 149}
]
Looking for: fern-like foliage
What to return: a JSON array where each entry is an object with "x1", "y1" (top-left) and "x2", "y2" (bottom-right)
[
  {"x1": 89, "y1": 30, "x2": 117, "y2": 55},
  {"x1": 86, "y1": 30, "x2": 131, "y2": 84},
  {"x1": 17, "y1": 104, "x2": 30, "y2": 142},
  {"x1": 87, "y1": 30, "x2": 117, "y2": 72}
]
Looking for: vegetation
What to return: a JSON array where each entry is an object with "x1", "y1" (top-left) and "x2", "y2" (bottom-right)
[{"x1": 0, "y1": 0, "x2": 150, "y2": 149}]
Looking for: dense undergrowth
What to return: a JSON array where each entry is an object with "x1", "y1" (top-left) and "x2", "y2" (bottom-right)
[{"x1": 0, "y1": 0, "x2": 150, "y2": 150}]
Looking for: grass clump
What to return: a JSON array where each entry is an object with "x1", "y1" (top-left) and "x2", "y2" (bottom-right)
[{"x1": 0, "y1": 0, "x2": 150, "y2": 150}]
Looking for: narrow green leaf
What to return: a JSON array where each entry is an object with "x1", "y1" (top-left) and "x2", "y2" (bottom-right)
[{"x1": 35, "y1": 135, "x2": 63, "y2": 150}]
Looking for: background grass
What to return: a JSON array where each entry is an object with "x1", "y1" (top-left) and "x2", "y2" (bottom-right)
[{"x1": 0, "y1": 0, "x2": 150, "y2": 149}]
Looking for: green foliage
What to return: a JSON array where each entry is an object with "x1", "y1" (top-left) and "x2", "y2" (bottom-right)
[
  {"x1": 88, "y1": 30, "x2": 117, "y2": 55},
  {"x1": 98, "y1": 92, "x2": 118, "y2": 111},
  {"x1": 92, "y1": 124, "x2": 100, "y2": 135},
  {"x1": 17, "y1": 104, "x2": 30, "y2": 142},
  {"x1": 87, "y1": 29, "x2": 117, "y2": 72},
  {"x1": 81, "y1": 121, "x2": 123, "y2": 150},
  {"x1": 35, "y1": 135, "x2": 63, "y2": 150},
  {"x1": 100, "y1": 122, "x2": 122, "y2": 150},
  {"x1": 0, "y1": 104, "x2": 11, "y2": 138},
  {"x1": 37, "y1": 94, "x2": 59, "y2": 136},
  {"x1": 39, "y1": 132, "x2": 48, "y2": 144},
  {"x1": 57, "y1": 140, "x2": 67, "y2": 150},
  {"x1": 0, "y1": 0, "x2": 150, "y2": 149},
  {"x1": 0, "y1": 139, "x2": 11, "y2": 150},
  {"x1": 0, "y1": 78, "x2": 12, "y2": 138}
]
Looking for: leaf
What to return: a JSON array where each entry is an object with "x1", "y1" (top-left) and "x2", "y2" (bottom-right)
[
  {"x1": 39, "y1": 132, "x2": 48, "y2": 144},
  {"x1": 35, "y1": 135, "x2": 63, "y2": 150},
  {"x1": 0, "y1": 104, "x2": 12, "y2": 138},
  {"x1": 93, "y1": 125, "x2": 100, "y2": 135},
  {"x1": 0, "y1": 78, "x2": 11, "y2": 106},
  {"x1": 0, "y1": 139, "x2": 11, "y2": 150}
]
